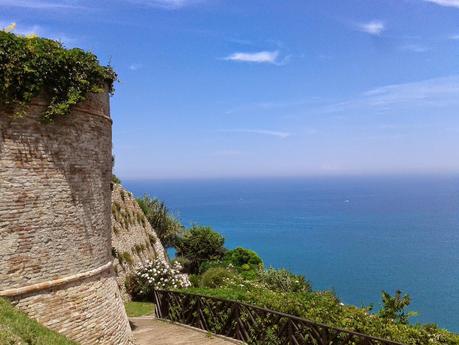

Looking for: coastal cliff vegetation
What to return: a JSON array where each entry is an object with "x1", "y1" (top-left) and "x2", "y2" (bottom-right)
[{"x1": 128, "y1": 197, "x2": 459, "y2": 345}]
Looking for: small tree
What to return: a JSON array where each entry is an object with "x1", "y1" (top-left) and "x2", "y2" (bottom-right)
[
  {"x1": 224, "y1": 247, "x2": 263, "y2": 269},
  {"x1": 175, "y1": 225, "x2": 226, "y2": 274},
  {"x1": 378, "y1": 290, "x2": 416, "y2": 324},
  {"x1": 137, "y1": 196, "x2": 183, "y2": 248}
]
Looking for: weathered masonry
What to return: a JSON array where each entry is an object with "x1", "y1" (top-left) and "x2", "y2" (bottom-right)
[{"x1": 0, "y1": 92, "x2": 133, "y2": 344}]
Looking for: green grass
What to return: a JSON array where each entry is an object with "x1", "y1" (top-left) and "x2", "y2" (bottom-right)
[
  {"x1": 124, "y1": 301, "x2": 155, "y2": 317},
  {"x1": 0, "y1": 298, "x2": 76, "y2": 345}
]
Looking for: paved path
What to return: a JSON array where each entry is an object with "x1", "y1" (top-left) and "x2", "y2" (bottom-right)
[{"x1": 130, "y1": 317, "x2": 242, "y2": 345}]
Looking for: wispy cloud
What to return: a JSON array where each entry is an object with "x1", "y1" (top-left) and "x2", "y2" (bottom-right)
[
  {"x1": 449, "y1": 34, "x2": 459, "y2": 40},
  {"x1": 0, "y1": 0, "x2": 82, "y2": 9},
  {"x1": 126, "y1": 0, "x2": 205, "y2": 9},
  {"x1": 424, "y1": 0, "x2": 459, "y2": 8},
  {"x1": 224, "y1": 51, "x2": 281, "y2": 64},
  {"x1": 129, "y1": 63, "x2": 143, "y2": 71},
  {"x1": 400, "y1": 44, "x2": 429, "y2": 53},
  {"x1": 322, "y1": 75, "x2": 459, "y2": 114},
  {"x1": 219, "y1": 129, "x2": 291, "y2": 139},
  {"x1": 358, "y1": 20, "x2": 385, "y2": 35}
]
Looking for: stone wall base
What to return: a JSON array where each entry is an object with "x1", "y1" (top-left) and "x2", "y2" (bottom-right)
[{"x1": 9, "y1": 269, "x2": 134, "y2": 345}]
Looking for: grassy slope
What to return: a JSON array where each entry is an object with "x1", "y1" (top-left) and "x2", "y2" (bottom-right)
[
  {"x1": 0, "y1": 298, "x2": 76, "y2": 345},
  {"x1": 124, "y1": 301, "x2": 155, "y2": 317}
]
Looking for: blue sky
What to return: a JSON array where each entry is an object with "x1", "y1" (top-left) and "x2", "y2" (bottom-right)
[{"x1": 2, "y1": 0, "x2": 459, "y2": 179}]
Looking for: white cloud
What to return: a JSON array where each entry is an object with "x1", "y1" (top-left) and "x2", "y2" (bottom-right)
[
  {"x1": 0, "y1": 0, "x2": 81, "y2": 9},
  {"x1": 449, "y1": 34, "x2": 459, "y2": 40},
  {"x1": 358, "y1": 20, "x2": 385, "y2": 35},
  {"x1": 129, "y1": 63, "x2": 143, "y2": 71},
  {"x1": 126, "y1": 0, "x2": 205, "y2": 9},
  {"x1": 400, "y1": 44, "x2": 429, "y2": 53},
  {"x1": 424, "y1": 0, "x2": 459, "y2": 8},
  {"x1": 224, "y1": 51, "x2": 280, "y2": 64},
  {"x1": 322, "y1": 75, "x2": 459, "y2": 113},
  {"x1": 219, "y1": 129, "x2": 291, "y2": 139}
]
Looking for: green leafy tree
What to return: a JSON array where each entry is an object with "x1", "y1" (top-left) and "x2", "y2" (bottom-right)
[
  {"x1": 137, "y1": 196, "x2": 183, "y2": 248},
  {"x1": 175, "y1": 225, "x2": 226, "y2": 274},
  {"x1": 378, "y1": 290, "x2": 416, "y2": 324},
  {"x1": 224, "y1": 247, "x2": 263, "y2": 269}
]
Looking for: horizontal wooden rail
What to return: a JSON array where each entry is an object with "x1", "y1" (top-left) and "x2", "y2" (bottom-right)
[{"x1": 154, "y1": 289, "x2": 405, "y2": 345}]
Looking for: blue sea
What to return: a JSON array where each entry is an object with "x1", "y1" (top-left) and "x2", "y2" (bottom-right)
[{"x1": 124, "y1": 176, "x2": 459, "y2": 332}]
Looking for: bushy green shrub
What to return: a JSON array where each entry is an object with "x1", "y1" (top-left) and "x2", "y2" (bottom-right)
[
  {"x1": 199, "y1": 267, "x2": 236, "y2": 288},
  {"x1": 175, "y1": 225, "x2": 226, "y2": 274},
  {"x1": 223, "y1": 247, "x2": 263, "y2": 270},
  {"x1": 137, "y1": 196, "x2": 183, "y2": 248},
  {"x1": 257, "y1": 267, "x2": 311, "y2": 293}
]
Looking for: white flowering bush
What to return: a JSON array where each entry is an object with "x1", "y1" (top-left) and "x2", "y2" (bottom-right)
[{"x1": 131, "y1": 259, "x2": 191, "y2": 296}]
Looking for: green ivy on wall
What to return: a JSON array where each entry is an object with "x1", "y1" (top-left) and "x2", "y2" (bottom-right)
[{"x1": 0, "y1": 31, "x2": 117, "y2": 122}]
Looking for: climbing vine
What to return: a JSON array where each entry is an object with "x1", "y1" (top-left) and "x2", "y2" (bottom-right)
[{"x1": 0, "y1": 30, "x2": 117, "y2": 122}]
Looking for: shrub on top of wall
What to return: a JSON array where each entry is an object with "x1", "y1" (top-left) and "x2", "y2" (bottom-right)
[{"x1": 0, "y1": 30, "x2": 117, "y2": 122}]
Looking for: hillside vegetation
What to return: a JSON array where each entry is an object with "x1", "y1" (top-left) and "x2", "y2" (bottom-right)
[
  {"x1": 126, "y1": 208, "x2": 459, "y2": 345},
  {"x1": 0, "y1": 298, "x2": 76, "y2": 345}
]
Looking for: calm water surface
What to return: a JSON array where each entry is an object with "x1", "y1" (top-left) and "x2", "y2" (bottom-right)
[{"x1": 124, "y1": 176, "x2": 459, "y2": 332}]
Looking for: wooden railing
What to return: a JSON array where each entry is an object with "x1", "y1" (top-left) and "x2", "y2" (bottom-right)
[{"x1": 153, "y1": 290, "x2": 405, "y2": 345}]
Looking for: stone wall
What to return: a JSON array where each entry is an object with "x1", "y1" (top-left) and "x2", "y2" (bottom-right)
[
  {"x1": 0, "y1": 92, "x2": 133, "y2": 344},
  {"x1": 111, "y1": 183, "x2": 169, "y2": 301}
]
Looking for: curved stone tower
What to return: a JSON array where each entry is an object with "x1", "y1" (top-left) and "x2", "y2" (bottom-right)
[{"x1": 0, "y1": 93, "x2": 133, "y2": 344}]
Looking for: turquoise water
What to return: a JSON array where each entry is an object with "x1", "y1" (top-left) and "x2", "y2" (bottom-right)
[{"x1": 124, "y1": 176, "x2": 459, "y2": 332}]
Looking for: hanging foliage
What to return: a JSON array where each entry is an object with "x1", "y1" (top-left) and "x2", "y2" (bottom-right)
[{"x1": 0, "y1": 30, "x2": 117, "y2": 122}]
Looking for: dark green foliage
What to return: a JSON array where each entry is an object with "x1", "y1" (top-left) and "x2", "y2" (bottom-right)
[
  {"x1": 137, "y1": 196, "x2": 183, "y2": 248},
  {"x1": 175, "y1": 225, "x2": 226, "y2": 274},
  {"x1": 199, "y1": 267, "x2": 236, "y2": 288},
  {"x1": 224, "y1": 247, "x2": 263, "y2": 269},
  {"x1": 111, "y1": 247, "x2": 118, "y2": 258},
  {"x1": 0, "y1": 31, "x2": 116, "y2": 122},
  {"x1": 379, "y1": 290, "x2": 416, "y2": 325}
]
